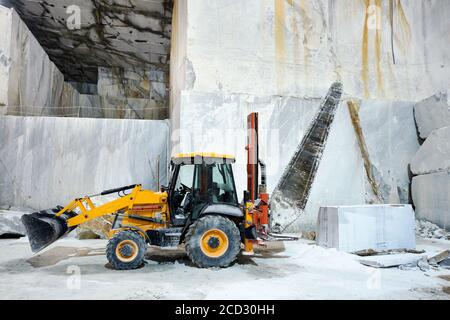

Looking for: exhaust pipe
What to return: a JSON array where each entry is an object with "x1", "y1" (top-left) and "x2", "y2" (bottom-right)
[{"x1": 21, "y1": 207, "x2": 77, "y2": 253}]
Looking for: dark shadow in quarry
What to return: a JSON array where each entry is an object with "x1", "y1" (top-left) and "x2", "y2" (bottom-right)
[
  {"x1": 0, "y1": 233, "x2": 24, "y2": 239},
  {"x1": 3, "y1": 0, "x2": 173, "y2": 120},
  {"x1": 3, "y1": 0, "x2": 173, "y2": 84}
]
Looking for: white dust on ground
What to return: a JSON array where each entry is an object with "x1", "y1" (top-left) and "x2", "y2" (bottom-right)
[{"x1": 0, "y1": 235, "x2": 449, "y2": 300}]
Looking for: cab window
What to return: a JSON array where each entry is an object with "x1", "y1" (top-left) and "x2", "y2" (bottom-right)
[
  {"x1": 209, "y1": 163, "x2": 238, "y2": 204},
  {"x1": 175, "y1": 164, "x2": 194, "y2": 190}
]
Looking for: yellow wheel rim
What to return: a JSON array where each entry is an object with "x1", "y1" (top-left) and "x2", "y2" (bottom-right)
[
  {"x1": 200, "y1": 229, "x2": 229, "y2": 258},
  {"x1": 115, "y1": 240, "x2": 139, "y2": 263}
]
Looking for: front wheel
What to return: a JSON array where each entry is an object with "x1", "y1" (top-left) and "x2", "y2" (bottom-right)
[
  {"x1": 106, "y1": 230, "x2": 147, "y2": 270},
  {"x1": 185, "y1": 215, "x2": 241, "y2": 268}
]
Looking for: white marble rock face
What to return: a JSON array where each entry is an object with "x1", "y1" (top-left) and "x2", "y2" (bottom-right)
[
  {"x1": 176, "y1": 0, "x2": 450, "y2": 103},
  {"x1": 359, "y1": 100, "x2": 420, "y2": 204},
  {"x1": 414, "y1": 90, "x2": 450, "y2": 139},
  {"x1": 72, "y1": 94, "x2": 168, "y2": 120},
  {"x1": 178, "y1": 90, "x2": 322, "y2": 200},
  {"x1": 0, "y1": 116, "x2": 170, "y2": 210},
  {"x1": 316, "y1": 205, "x2": 416, "y2": 252},
  {"x1": 412, "y1": 171, "x2": 450, "y2": 231},
  {"x1": 0, "y1": 6, "x2": 12, "y2": 107},
  {"x1": 411, "y1": 126, "x2": 450, "y2": 175},
  {"x1": 285, "y1": 99, "x2": 421, "y2": 231},
  {"x1": 0, "y1": 6, "x2": 80, "y2": 115}
]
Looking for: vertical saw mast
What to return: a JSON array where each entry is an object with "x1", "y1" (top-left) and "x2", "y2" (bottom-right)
[
  {"x1": 246, "y1": 112, "x2": 259, "y2": 202},
  {"x1": 245, "y1": 113, "x2": 270, "y2": 239}
]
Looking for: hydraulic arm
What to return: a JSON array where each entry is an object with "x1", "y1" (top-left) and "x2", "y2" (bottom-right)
[{"x1": 22, "y1": 184, "x2": 168, "y2": 253}]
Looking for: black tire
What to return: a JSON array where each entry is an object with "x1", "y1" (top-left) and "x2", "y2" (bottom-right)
[
  {"x1": 106, "y1": 230, "x2": 147, "y2": 270},
  {"x1": 185, "y1": 215, "x2": 241, "y2": 268}
]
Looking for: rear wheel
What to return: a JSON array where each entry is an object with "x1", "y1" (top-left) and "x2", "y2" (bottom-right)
[
  {"x1": 185, "y1": 215, "x2": 241, "y2": 268},
  {"x1": 106, "y1": 230, "x2": 146, "y2": 270}
]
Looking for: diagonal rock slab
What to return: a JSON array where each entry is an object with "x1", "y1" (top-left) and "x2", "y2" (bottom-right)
[{"x1": 272, "y1": 82, "x2": 343, "y2": 217}]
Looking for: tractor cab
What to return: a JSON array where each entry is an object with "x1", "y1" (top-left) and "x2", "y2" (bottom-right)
[{"x1": 168, "y1": 153, "x2": 239, "y2": 227}]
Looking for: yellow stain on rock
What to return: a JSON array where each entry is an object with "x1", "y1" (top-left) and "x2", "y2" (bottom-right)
[
  {"x1": 362, "y1": 0, "x2": 385, "y2": 98},
  {"x1": 375, "y1": 0, "x2": 384, "y2": 96},
  {"x1": 291, "y1": 6, "x2": 300, "y2": 63},
  {"x1": 395, "y1": 0, "x2": 412, "y2": 53},
  {"x1": 397, "y1": 0, "x2": 411, "y2": 37},
  {"x1": 347, "y1": 100, "x2": 382, "y2": 202},
  {"x1": 275, "y1": 0, "x2": 286, "y2": 62},
  {"x1": 274, "y1": 0, "x2": 286, "y2": 92},
  {"x1": 300, "y1": 0, "x2": 311, "y2": 80}
]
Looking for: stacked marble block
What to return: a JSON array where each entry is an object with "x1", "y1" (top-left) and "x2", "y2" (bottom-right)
[{"x1": 411, "y1": 91, "x2": 450, "y2": 230}]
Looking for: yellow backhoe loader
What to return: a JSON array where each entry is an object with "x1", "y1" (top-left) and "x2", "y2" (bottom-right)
[{"x1": 22, "y1": 113, "x2": 296, "y2": 270}]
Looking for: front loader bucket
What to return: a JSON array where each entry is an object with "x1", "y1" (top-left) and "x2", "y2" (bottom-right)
[{"x1": 21, "y1": 208, "x2": 76, "y2": 253}]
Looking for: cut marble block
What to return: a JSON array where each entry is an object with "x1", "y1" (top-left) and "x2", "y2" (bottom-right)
[
  {"x1": 412, "y1": 171, "x2": 450, "y2": 230},
  {"x1": 414, "y1": 90, "x2": 450, "y2": 139},
  {"x1": 410, "y1": 126, "x2": 450, "y2": 175},
  {"x1": 316, "y1": 205, "x2": 416, "y2": 252}
]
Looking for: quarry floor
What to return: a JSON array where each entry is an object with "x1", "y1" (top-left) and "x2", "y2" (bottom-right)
[{"x1": 0, "y1": 236, "x2": 449, "y2": 300}]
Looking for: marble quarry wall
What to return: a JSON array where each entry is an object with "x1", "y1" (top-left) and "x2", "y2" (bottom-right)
[
  {"x1": 411, "y1": 91, "x2": 450, "y2": 230},
  {"x1": 170, "y1": 0, "x2": 450, "y2": 105},
  {"x1": 0, "y1": 5, "x2": 169, "y2": 120},
  {"x1": 3, "y1": 0, "x2": 173, "y2": 84},
  {"x1": 170, "y1": 0, "x2": 449, "y2": 231},
  {"x1": 0, "y1": 116, "x2": 170, "y2": 211},
  {"x1": 0, "y1": 5, "x2": 171, "y2": 210},
  {"x1": 70, "y1": 67, "x2": 169, "y2": 120},
  {"x1": 0, "y1": 6, "x2": 81, "y2": 116}
]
